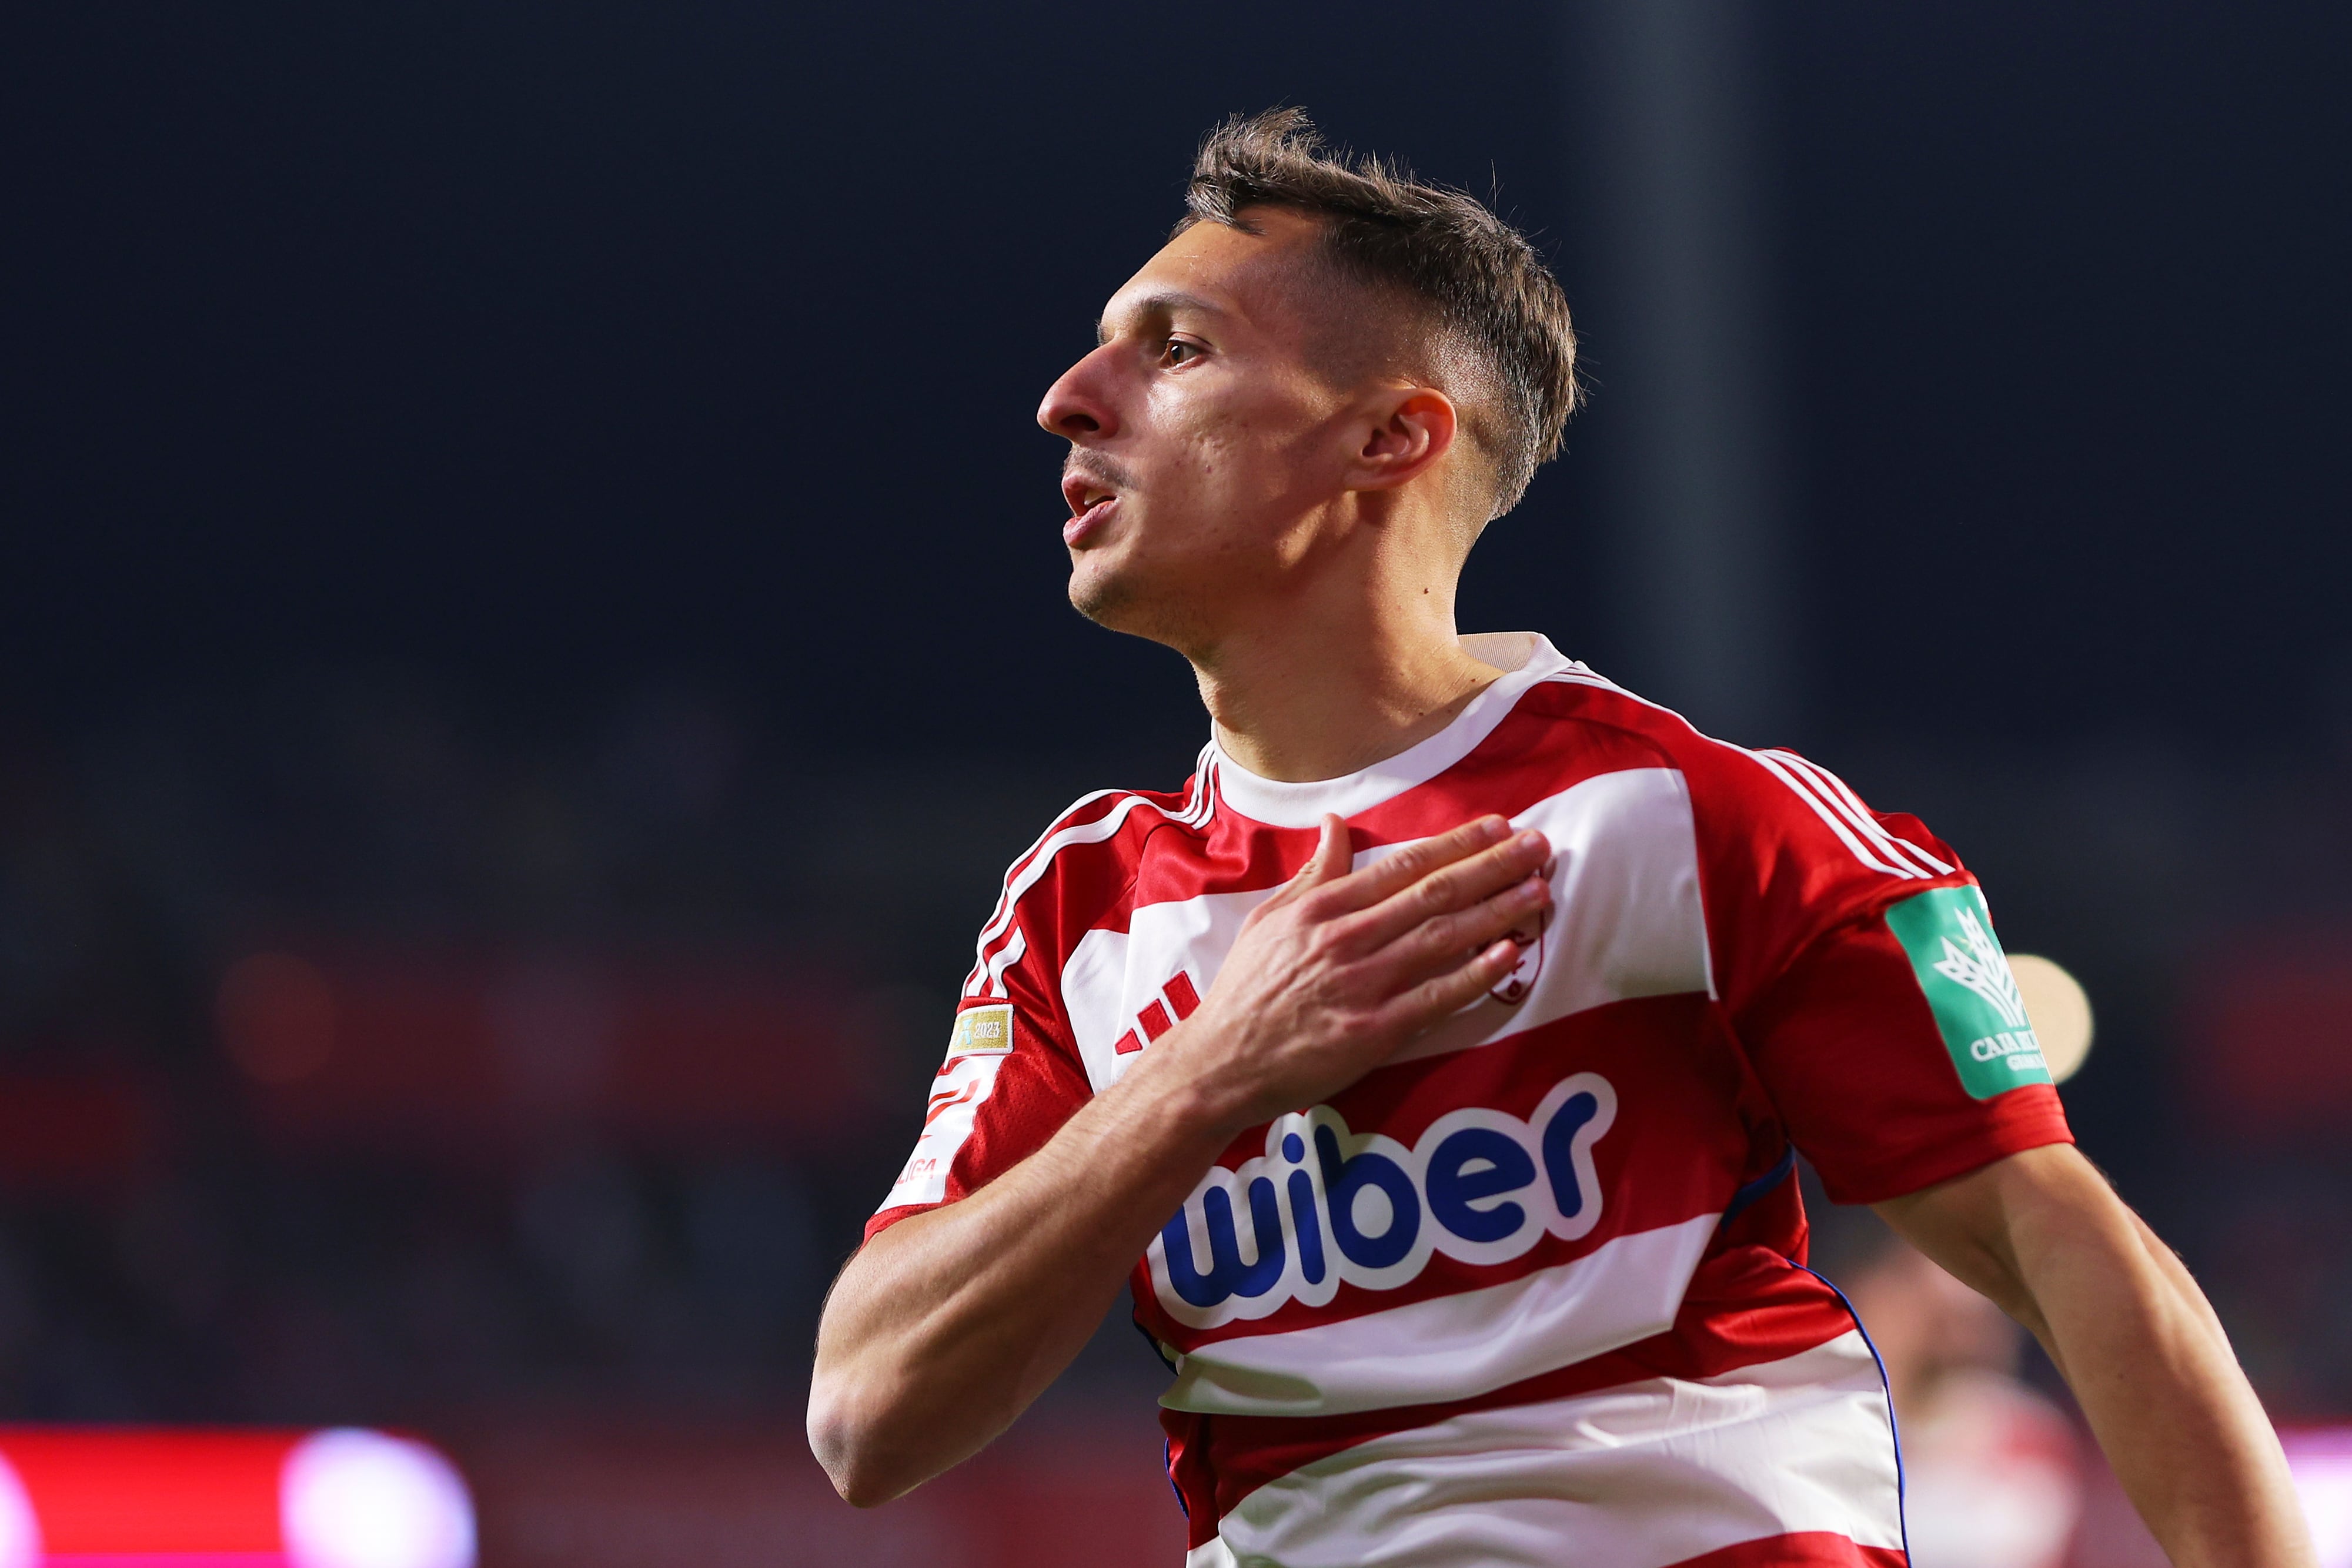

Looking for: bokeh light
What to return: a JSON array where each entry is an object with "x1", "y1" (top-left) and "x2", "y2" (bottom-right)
[
  {"x1": 280, "y1": 1429, "x2": 477, "y2": 1568},
  {"x1": 0, "y1": 1458, "x2": 33, "y2": 1568},
  {"x1": 2010, "y1": 954, "x2": 2094, "y2": 1085},
  {"x1": 217, "y1": 952, "x2": 339, "y2": 1085}
]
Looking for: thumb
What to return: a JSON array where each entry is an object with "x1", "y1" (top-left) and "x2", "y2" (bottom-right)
[
  {"x1": 1261, "y1": 815, "x2": 1350, "y2": 914},
  {"x1": 1299, "y1": 813, "x2": 1353, "y2": 885}
]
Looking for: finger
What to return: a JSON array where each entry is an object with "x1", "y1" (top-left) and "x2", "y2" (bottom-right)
[
  {"x1": 1375, "y1": 872, "x2": 1551, "y2": 989},
  {"x1": 1304, "y1": 815, "x2": 1512, "y2": 918},
  {"x1": 1258, "y1": 814, "x2": 1354, "y2": 916},
  {"x1": 1304, "y1": 814, "x2": 1353, "y2": 884},
  {"x1": 1375, "y1": 938, "x2": 1526, "y2": 1034},
  {"x1": 1344, "y1": 828, "x2": 1552, "y2": 951}
]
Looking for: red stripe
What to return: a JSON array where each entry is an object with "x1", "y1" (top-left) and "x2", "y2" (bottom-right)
[
  {"x1": 1344, "y1": 687, "x2": 1675, "y2": 848},
  {"x1": 923, "y1": 1081, "x2": 983, "y2": 1126},
  {"x1": 1168, "y1": 1243, "x2": 1859, "y2": 1523},
  {"x1": 1128, "y1": 704, "x2": 1675, "y2": 916},
  {"x1": 1133, "y1": 995, "x2": 1751, "y2": 1349},
  {"x1": 988, "y1": 788, "x2": 1134, "y2": 908},
  {"x1": 965, "y1": 784, "x2": 1190, "y2": 988},
  {"x1": 975, "y1": 686, "x2": 1680, "y2": 986}
]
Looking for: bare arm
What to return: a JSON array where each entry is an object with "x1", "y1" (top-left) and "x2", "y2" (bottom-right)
[
  {"x1": 1876, "y1": 1143, "x2": 2314, "y2": 1567},
  {"x1": 808, "y1": 813, "x2": 1554, "y2": 1506}
]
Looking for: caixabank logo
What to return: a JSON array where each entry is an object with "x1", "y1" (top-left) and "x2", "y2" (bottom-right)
[
  {"x1": 1147, "y1": 1074, "x2": 1618, "y2": 1328},
  {"x1": 1884, "y1": 882, "x2": 2056, "y2": 1101}
]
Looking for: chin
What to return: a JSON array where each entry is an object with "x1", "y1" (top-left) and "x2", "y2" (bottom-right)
[
  {"x1": 1068, "y1": 559, "x2": 1208, "y2": 651},
  {"x1": 1068, "y1": 559, "x2": 1140, "y2": 630}
]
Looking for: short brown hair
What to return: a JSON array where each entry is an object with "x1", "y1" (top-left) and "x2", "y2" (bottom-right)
[{"x1": 1177, "y1": 108, "x2": 1581, "y2": 520}]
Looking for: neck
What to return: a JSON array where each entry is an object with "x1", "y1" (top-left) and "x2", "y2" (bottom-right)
[{"x1": 1191, "y1": 554, "x2": 1506, "y2": 783}]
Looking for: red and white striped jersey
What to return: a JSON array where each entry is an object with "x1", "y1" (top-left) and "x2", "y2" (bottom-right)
[{"x1": 869, "y1": 633, "x2": 2072, "y2": 1568}]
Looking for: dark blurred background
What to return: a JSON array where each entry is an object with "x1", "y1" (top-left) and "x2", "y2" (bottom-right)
[{"x1": 2, "y1": 2, "x2": 2349, "y2": 1563}]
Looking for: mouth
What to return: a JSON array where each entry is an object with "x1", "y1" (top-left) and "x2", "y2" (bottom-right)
[{"x1": 1061, "y1": 472, "x2": 1121, "y2": 547}]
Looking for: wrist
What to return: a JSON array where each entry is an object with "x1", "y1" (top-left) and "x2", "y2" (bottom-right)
[{"x1": 1108, "y1": 1019, "x2": 1252, "y2": 1154}]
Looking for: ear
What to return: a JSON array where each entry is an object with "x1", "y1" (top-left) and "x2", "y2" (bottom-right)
[{"x1": 1341, "y1": 386, "x2": 1458, "y2": 494}]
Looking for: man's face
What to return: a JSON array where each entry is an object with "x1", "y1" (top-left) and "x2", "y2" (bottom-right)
[{"x1": 1038, "y1": 209, "x2": 1367, "y2": 651}]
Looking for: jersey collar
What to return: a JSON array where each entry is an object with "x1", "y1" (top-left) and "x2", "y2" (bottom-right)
[{"x1": 1206, "y1": 633, "x2": 1577, "y2": 828}]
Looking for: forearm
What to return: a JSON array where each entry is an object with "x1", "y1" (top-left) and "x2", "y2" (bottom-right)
[
  {"x1": 1882, "y1": 1147, "x2": 2313, "y2": 1568},
  {"x1": 808, "y1": 1047, "x2": 1232, "y2": 1505},
  {"x1": 2010, "y1": 1199, "x2": 2309, "y2": 1567}
]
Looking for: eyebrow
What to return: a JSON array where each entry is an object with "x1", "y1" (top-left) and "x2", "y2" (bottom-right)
[{"x1": 1095, "y1": 289, "x2": 1228, "y2": 346}]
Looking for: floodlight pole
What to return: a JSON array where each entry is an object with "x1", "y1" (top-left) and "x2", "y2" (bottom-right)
[{"x1": 1573, "y1": 0, "x2": 1792, "y2": 743}]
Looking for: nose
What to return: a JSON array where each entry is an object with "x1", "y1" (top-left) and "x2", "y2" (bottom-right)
[{"x1": 1037, "y1": 345, "x2": 1120, "y2": 440}]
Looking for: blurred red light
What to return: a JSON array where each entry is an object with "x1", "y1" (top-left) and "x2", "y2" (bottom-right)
[
  {"x1": 2190, "y1": 929, "x2": 2352, "y2": 1138},
  {"x1": 229, "y1": 944, "x2": 884, "y2": 1156},
  {"x1": 0, "y1": 1074, "x2": 151, "y2": 1193},
  {"x1": 218, "y1": 954, "x2": 339, "y2": 1086},
  {"x1": 0, "y1": 1429, "x2": 473, "y2": 1568}
]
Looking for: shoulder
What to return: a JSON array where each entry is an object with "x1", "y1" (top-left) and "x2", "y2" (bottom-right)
[
  {"x1": 961, "y1": 758, "x2": 1214, "y2": 1001},
  {"x1": 1518, "y1": 666, "x2": 1955, "y2": 882}
]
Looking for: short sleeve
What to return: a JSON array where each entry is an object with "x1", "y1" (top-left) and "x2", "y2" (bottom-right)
[
  {"x1": 864, "y1": 885, "x2": 1096, "y2": 1242},
  {"x1": 1678, "y1": 743, "x2": 2072, "y2": 1203},
  {"x1": 1735, "y1": 881, "x2": 2073, "y2": 1204}
]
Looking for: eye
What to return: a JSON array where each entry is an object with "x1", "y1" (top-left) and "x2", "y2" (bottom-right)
[{"x1": 1161, "y1": 337, "x2": 1204, "y2": 367}]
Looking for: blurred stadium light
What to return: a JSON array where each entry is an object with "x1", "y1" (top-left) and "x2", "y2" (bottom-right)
[
  {"x1": 451, "y1": 1416, "x2": 1181, "y2": 1567},
  {"x1": 2010, "y1": 954, "x2": 2095, "y2": 1084},
  {"x1": 0, "y1": 1427, "x2": 474, "y2": 1566},
  {"x1": 2284, "y1": 1428, "x2": 2352, "y2": 1568},
  {"x1": 213, "y1": 944, "x2": 889, "y2": 1156},
  {"x1": 2190, "y1": 929, "x2": 2352, "y2": 1139}
]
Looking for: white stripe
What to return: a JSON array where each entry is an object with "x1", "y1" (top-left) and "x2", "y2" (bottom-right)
[
  {"x1": 963, "y1": 793, "x2": 1152, "y2": 998},
  {"x1": 1747, "y1": 751, "x2": 1922, "y2": 880},
  {"x1": 1766, "y1": 751, "x2": 1927, "y2": 874},
  {"x1": 1063, "y1": 885, "x2": 1278, "y2": 1091},
  {"x1": 1209, "y1": 1332, "x2": 1902, "y2": 1567},
  {"x1": 964, "y1": 748, "x2": 1223, "y2": 997},
  {"x1": 978, "y1": 925, "x2": 1027, "y2": 1000},
  {"x1": 1538, "y1": 668, "x2": 1935, "y2": 884},
  {"x1": 972, "y1": 789, "x2": 1127, "y2": 951},
  {"x1": 1068, "y1": 767, "x2": 1714, "y2": 1092},
  {"x1": 964, "y1": 788, "x2": 1127, "y2": 978},
  {"x1": 875, "y1": 1052, "x2": 1008, "y2": 1211},
  {"x1": 1768, "y1": 751, "x2": 1953, "y2": 876},
  {"x1": 1183, "y1": 745, "x2": 1219, "y2": 826},
  {"x1": 1161, "y1": 1213, "x2": 1718, "y2": 1417}
]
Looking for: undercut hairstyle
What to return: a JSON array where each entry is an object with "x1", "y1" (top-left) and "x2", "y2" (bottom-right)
[{"x1": 1178, "y1": 108, "x2": 1582, "y2": 521}]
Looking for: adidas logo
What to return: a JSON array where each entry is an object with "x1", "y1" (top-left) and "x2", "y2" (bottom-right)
[{"x1": 1114, "y1": 971, "x2": 1202, "y2": 1055}]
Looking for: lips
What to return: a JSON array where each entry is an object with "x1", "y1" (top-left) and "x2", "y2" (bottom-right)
[
  {"x1": 1063, "y1": 494, "x2": 1118, "y2": 546},
  {"x1": 1061, "y1": 469, "x2": 1121, "y2": 547}
]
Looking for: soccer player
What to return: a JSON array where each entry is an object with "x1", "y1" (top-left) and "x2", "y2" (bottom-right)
[{"x1": 808, "y1": 110, "x2": 2313, "y2": 1566}]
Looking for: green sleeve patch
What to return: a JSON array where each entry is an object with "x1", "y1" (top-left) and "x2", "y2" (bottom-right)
[{"x1": 1882, "y1": 884, "x2": 2054, "y2": 1100}]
